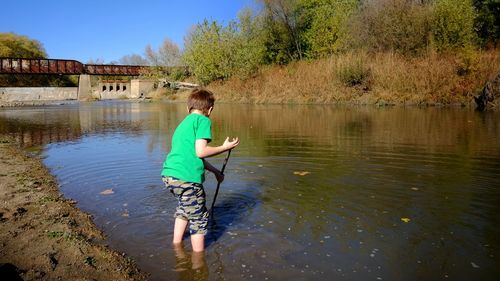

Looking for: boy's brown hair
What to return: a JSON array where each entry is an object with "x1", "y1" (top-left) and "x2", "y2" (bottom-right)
[{"x1": 188, "y1": 88, "x2": 215, "y2": 114}]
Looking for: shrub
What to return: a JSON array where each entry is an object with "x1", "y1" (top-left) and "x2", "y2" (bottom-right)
[
  {"x1": 302, "y1": 0, "x2": 358, "y2": 58},
  {"x1": 183, "y1": 14, "x2": 265, "y2": 85},
  {"x1": 335, "y1": 52, "x2": 370, "y2": 87},
  {"x1": 431, "y1": 0, "x2": 477, "y2": 51},
  {"x1": 456, "y1": 47, "x2": 479, "y2": 76},
  {"x1": 169, "y1": 68, "x2": 188, "y2": 81}
]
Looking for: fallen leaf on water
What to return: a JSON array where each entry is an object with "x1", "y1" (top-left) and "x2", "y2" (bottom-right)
[
  {"x1": 401, "y1": 217, "x2": 411, "y2": 223},
  {"x1": 294, "y1": 171, "x2": 311, "y2": 176},
  {"x1": 100, "y1": 189, "x2": 114, "y2": 195}
]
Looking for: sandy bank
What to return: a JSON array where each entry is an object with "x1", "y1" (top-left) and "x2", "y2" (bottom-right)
[{"x1": 0, "y1": 138, "x2": 149, "y2": 280}]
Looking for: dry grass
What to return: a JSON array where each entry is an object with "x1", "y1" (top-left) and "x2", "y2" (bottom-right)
[{"x1": 208, "y1": 48, "x2": 500, "y2": 106}]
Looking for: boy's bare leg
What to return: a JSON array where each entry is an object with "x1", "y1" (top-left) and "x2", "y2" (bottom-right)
[
  {"x1": 191, "y1": 234, "x2": 205, "y2": 252},
  {"x1": 173, "y1": 218, "x2": 188, "y2": 244}
]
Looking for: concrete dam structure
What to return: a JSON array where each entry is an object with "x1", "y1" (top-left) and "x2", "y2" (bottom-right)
[
  {"x1": 0, "y1": 57, "x2": 171, "y2": 103},
  {"x1": 0, "y1": 79, "x2": 156, "y2": 103}
]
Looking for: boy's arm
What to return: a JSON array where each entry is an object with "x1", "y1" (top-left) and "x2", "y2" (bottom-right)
[
  {"x1": 203, "y1": 159, "x2": 224, "y2": 183},
  {"x1": 195, "y1": 137, "x2": 239, "y2": 158}
]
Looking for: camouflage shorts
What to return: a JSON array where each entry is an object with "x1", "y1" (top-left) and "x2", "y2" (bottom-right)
[{"x1": 162, "y1": 176, "x2": 208, "y2": 235}]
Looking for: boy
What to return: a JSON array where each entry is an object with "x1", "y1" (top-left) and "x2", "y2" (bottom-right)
[{"x1": 162, "y1": 88, "x2": 239, "y2": 252}]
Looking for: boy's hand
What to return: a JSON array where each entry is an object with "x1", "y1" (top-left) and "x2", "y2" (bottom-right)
[
  {"x1": 223, "y1": 137, "x2": 240, "y2": 150},
  {"x1": 215, "y1": 170, "x2": 224, "y2": 183}
]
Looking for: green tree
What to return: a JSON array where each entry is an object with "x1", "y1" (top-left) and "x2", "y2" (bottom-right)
[
  {"x1": 183, "y1": 15, "x2": 266, "y2": 85},
  {"x1": 231, "y1": 8, "x2": 267, "y2": 77},
  {"x1": 432, "y1": 0, "x2": 477, "y2": 51},
  {"x1": 473, "y1": 0, "x2": 500, "y2": 46},
  {"x1": 0, "y1": 32, "x2": 47, "y2": 58},
  {"x1": 0, "y1": 32, "x2": 76, "y2": 87},
  {"x1": 183, "y1": 20, "x2": 229, "y2": 84},
  {"x1": 300, "y1": 0, "x2": 358, "y2": 58},
  {"x1": 259, "y1": 0, "x2": 308, "y2": 64},
  {"x1": 351, "y1": 0, "x2": 432, "y2": 55}
]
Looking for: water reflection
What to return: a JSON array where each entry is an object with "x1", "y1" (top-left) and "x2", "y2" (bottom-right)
[
  {"x1": 172, "y1": 244, "x2": 209, "y2": 281},
  {"x1": 0, "y1": 102, "x2": 147, "y2": 147},
  {"x1": 207, "y1": 181, "x2": 261, "y2": 248},
  {"x1": 1, "y1": 102, "x2": 500, "y2": 281}
]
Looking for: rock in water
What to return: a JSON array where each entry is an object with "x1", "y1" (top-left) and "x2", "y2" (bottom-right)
[
  {"x1": 100, "y1": 188, "x2": 114, "y2": 195},
  {"x1": 475, "y1": 74, "x2": 500, "y2": 111}
]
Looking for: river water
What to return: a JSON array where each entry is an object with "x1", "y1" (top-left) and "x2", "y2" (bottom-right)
[{"x1": 1, "y1": 101, "x2": 499, "y2": 281}]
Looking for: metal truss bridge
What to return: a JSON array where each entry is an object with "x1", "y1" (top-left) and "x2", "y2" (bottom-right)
[{"x1": 0, "y1": 57, "x2": 145, "y2": 76}]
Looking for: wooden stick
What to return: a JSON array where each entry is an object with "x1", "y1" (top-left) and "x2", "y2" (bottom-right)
[{"x1": 210, "y1": 149, "x2": 232, "y2": 212}]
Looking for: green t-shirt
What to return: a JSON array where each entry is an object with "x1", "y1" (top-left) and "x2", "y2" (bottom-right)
[{"x1": 161, "y1": 113, "x2": 212, "y2": 184}]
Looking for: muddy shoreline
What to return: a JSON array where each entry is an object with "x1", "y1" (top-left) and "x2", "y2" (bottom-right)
[
  {"x1": 0, "y1": 138, "x2": 149, "y2": 280},
  {"x1": 0, "y1": 100, "x2": 80, "y2": 108}
]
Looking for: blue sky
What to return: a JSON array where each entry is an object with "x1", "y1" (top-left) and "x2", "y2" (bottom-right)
[{"x1": 1, "y1": 0, "x2": 255, "y2": 63}]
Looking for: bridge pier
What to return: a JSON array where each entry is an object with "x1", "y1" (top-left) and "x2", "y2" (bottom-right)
[
  {"x1": 78, "y1": 74, "x2": 91, "y2": 100},
  {"x1": 131, "y1": 79, "x2": 155, "y2": 98}
]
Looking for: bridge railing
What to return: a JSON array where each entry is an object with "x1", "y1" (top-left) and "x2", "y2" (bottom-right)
[
  {"x1": 1, "y1": 57, "x2": 190, "y2": 77},
  {"x1": 84, "y1": 64, "x2": 144, "y2": 76},
  {"x1": 0, "y1": 58, "x2": 145, "y2": 76},
  {"x1": 0, "y1": 58, "x2": 85, "y2": 75}
]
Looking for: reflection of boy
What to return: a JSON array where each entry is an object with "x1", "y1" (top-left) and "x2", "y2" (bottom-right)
[
  {"x1": 173, "y1": 243, "x2": 208, "y2": 279},
  {"x1": 162, "y1": 89, "x2": 239, "y2": 252}
]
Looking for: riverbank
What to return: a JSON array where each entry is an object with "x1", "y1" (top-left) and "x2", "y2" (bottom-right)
[
  {"x1": 0, "y1": 100, "x2": 79, "y2": 107},
  {"x1": 0, "y1": 138, "x2": 149, "y2": 280},
  {"x1": 1, "y1": 50, "x2": 499, "y2": 108},
  {"x1": 207, "y1": 49, "x2": 500, "y2": 106}
]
